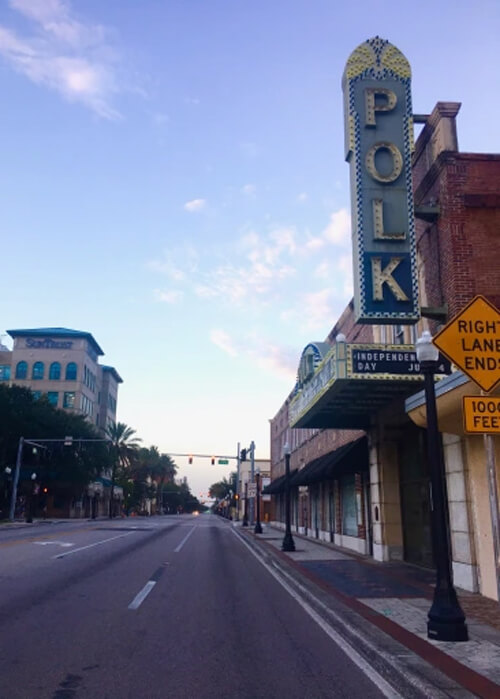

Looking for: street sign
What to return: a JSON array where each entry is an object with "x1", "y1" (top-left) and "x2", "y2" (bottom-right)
[
  {"x1": 433, "y1": 295, "x2": 500, "y2": 393},
  {"x1": 247, "y1": 483, "x2": 257, "y2": 498},
  {"x1": 218, "y1": 459, "x2": 229, "y2": 465},
  {"x1": 463, "y1": 396, "x2": 500, "y2": 434}
]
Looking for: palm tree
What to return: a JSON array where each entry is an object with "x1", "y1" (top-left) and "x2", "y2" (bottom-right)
[
  {"x1": 154, "y1": 453, "x2": 177, "y2": 513},
  {"x1": 105, "y1": 421, "x2": 141, "y2": 518}
]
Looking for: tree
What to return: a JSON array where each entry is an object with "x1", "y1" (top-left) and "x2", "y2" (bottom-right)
[
  {"x1": 209, "y1": 472, "x2": 236, "y2": 501},
  {"x1": 0, "y1": 385, "x2": 112, "y2": 518},
  {"x1": 105, "y1": 421, "x2": 141, "y2": 517},
  {"x1": 154, "y1": 453, "x2": 177, "y2": 513}
]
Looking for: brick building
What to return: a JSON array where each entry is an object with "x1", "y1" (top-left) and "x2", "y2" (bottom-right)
[{"x1": 267, "y1": 102, "x2": 500, "y2": 600}]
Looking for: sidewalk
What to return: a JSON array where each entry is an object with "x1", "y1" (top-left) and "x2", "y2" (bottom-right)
[{"x1": 239, "y1": 522, "x2": 500, "y2": 698}]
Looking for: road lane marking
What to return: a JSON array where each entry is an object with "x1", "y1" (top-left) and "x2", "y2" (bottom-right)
[
  {"x1": 34, "y1": 541, "x2": 74, "y2": 547},
  {"x1": 53, "y1": 531, "x2": 135, "y2": 559},
  {"x1": 128, "y1": 581, "x2": 156, "y2": 610},
  {"x1": 174, "y1": 526, "x2": 196, "y2": 553},
  {"x1": 0, "y1": 526, "x2": 101, "y2": 550},
  {"x1": 232, "y1": 529, "x2": 400, "y2": 699}
]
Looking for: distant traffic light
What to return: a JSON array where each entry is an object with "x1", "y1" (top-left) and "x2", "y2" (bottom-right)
[
  {"x1": 42, "y1": 487, "x2": 48, "y2": 494},
  {"x1": 188, "y1": 455, "x2": 193, "y2": 464},
  {"x1": 240, "y1": 448, "x2": 247, "y2": 462},
  {"x1": 211, "y1": 456, "x2": 215, "y2": 465}
]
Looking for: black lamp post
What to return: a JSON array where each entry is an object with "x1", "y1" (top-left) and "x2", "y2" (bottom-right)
[
  {"x1": 416, "y1": 331, "x2": 468, "y2": 642},
  {"x1": 281, "y1": 443, "x2": 295, "y2": 552},
  {"x1": 242, "y1": 482, "x2": 248, "y2": 527},
  {"x1": 25, "y1": 472, "x2": 37, "y2": 524},
  {"x1": 254, "y1": 472, "x2": 262, "y2": 534}
]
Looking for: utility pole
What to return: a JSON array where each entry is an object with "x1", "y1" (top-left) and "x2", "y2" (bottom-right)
[
  {"x1": 236, "y1": 441, "x2": 240, "y2": 521},
  {"x1": 249, "y1": 440, "x2": 255, "y2": 525}
]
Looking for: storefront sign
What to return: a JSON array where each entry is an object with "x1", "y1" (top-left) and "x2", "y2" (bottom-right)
[
  {"x1": 463, "y1": 396, "x2": 500, "y2": 434},
  {"x1": 433, "y1": 295, "x2": 500, "y2": 393},
  {"x1": 343, "y1": 37, "x2": 418, "y2": 324}
]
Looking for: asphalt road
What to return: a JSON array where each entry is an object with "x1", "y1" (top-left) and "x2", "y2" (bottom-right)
[{"x1": 0, "y1": 515, "x2": 392, "y2": 699}]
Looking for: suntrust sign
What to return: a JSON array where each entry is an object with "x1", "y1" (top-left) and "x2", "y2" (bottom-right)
[
  {"x1": 343, "y1": 37, "x2": 419, "y2": 324},
  {"x1": 25, "y1": 338, "x2": 73, "y2": 350}
]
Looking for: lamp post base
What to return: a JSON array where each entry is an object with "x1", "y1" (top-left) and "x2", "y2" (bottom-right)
[
  {"x1": 254, "y1": 522, "x2": 263, "y2": 534},
  {"x1": 282, "y1": 532, "x2": 295, "y2": 552},
  {"x1": 427, "y1": 590, "x2": 468, "y2": 642},
  {"x1": 427, "y1": 618, "x2": 468, "y2": 642}
]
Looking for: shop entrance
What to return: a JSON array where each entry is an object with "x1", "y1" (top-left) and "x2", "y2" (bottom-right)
[{"x1": 399, "y1": 425, "x2": 433, "y2": 568}]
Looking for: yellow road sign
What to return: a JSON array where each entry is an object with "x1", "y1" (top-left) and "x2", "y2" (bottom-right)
[
  {"x1": 463, "y1": 396, "x2": 500, "y2": 434},
  {"x1": 433, "y1": 295, "x2": 500, "y2": 393}
]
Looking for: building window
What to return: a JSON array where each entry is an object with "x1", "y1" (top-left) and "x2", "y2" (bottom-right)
[
  {"x1": 15, "y1": 361, "x2": 28, "y2": 379},
  {"x1": 47, "y1": 392, "x2": 58, "y2": 406},
  {"x1": 66, "y1": 362, "x2": 77, "y2": 380},
  {"x1": 63, "y1": 391, "x2": 75, "y2": 409},
  {"x1": 49, "y1": 362, "x2": 61, "y2": 380},
  {"x1": 32, "y1": 362, "x2": 44, "y2": 380},
  {"x1": 0, "y1": 365, "x2": 11, "y2": 381}
]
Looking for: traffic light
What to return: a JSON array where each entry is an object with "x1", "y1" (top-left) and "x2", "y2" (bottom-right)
[
  {"x1": 42, "y1": 487, "x2": 48, "y2": 494},
  {"x1": 240, "y1": 448, "x2": 247, "y2": 462},
  {"x1": 188, "y1": 455, "x2": 193, "y2": 464},
  {"x1": 211, "y1": 456, "x2": 215, "y2": 465},
  {"x1": 235, "y1": 493, "x2": 239, "y2": 501}
]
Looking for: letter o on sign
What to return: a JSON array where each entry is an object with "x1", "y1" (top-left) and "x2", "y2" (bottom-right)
[{"x1": 365, "y1": 141, "x2": 403, "y2": 183}]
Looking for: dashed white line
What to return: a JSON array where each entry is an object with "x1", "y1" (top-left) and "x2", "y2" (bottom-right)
[
  {"x1": 128, "y1": 581, "x2": 156, "y2": 610},
  {"x1": 174, "y1": 526, "x2": 196, "y2": 553}
]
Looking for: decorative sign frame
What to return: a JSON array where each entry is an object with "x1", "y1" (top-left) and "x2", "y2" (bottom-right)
[{"x1": 343, "y1": 37, "x2": 419, "y2": 324}]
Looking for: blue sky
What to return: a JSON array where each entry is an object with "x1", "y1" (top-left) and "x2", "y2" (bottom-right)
[{"x1": 1, "y1": 0, "x2": 499, "y2": 497}]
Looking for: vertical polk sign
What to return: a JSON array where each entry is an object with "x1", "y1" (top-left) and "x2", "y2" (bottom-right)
[{"x1": 343, "y1": 37, "x2": 419, "y2": 324}]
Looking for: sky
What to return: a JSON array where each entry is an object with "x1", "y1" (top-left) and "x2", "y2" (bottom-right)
[{"x1": 1, "y1": 0, "x2": 499, "y2": 498}]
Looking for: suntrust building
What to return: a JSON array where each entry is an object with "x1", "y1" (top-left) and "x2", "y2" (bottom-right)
[
  {"x1": 1, "y1": 327, "x2": 122, "y2": 431},
  {"x1": 267, "y1": 38, "x2": 500, "y2": 603}
]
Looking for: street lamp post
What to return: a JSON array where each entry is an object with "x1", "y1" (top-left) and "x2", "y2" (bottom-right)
[
  {"x1": 242, "y1": 482, "x2": 248, "y2": 527},
  {"x1": 281, "y1": 443, "x2": 295, "y2": 552},
  {"x1": 254, "y1": 471, "x2": 262, "y2": 534},
  {"x1": 416, "y1": 331, "x2": 468, "y2": 642}
]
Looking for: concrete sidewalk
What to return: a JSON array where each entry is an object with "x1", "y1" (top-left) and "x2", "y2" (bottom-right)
[{"x1": 239, "y1": 522, "x2": 500, "y2": 698}]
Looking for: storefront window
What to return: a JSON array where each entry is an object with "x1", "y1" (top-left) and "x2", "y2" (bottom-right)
[{"x1": 341, "y1": 474, "x2": 358, "y2": 537}]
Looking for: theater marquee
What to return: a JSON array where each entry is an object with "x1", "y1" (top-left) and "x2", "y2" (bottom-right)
[{"x1": 343, "y1": 37, "x2": 419, "y2": 324}]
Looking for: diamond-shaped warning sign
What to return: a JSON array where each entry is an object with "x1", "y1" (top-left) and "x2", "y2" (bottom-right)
[{"x1": 433, "y1": 295, "x2": 500, "y2": 393}]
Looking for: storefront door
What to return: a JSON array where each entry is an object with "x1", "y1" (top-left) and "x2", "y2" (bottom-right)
[{"x1": 399, "y1": 426, "x2": 433, "y2": 568}]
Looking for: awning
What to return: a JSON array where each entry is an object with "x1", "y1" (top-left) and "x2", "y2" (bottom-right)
[
  {"x1": 291, "y1": 437, "x2": 368, "y2": 487},
  {"x1": 262, "y1": 470, "x2": 297, "y2": 495},
  {"x1": 289, "y1": 342, "x2": 450, "y2": 430}
]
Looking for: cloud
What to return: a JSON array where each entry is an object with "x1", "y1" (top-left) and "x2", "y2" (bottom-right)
[
  {"x1": 0, "y1": 0, "x2": 120, "y2": 119},
  {"x1": 239, "y1": 141, "x2": 260, "y2": 159},
  {"x1": 211, "y1": 328, "x2": 297, "y2": 383},
  {"x1": 155, "y1": 289, "x2": 183, "y2": 304},
  {"x1": 283, "y1": 288, "x2": 340, "y2": 333},
  {"x1": 184, "y1": 198, "x2": 206, "y2": 212},
  {"x1": 297, "y1": 192, "x2": 308, "y2": 203},
  {"x1": 210, "y1": 329, "x2": 238, "y2": 357},
  {"x1": 323, "y1": 208, "x2": 351, "y2": 245},
  {"x1": 314, "y1": 261, "x2": 330, "y2": 279},
  {"x1": 241, "y1": 184, "x2": 256, "y2": 196}
]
